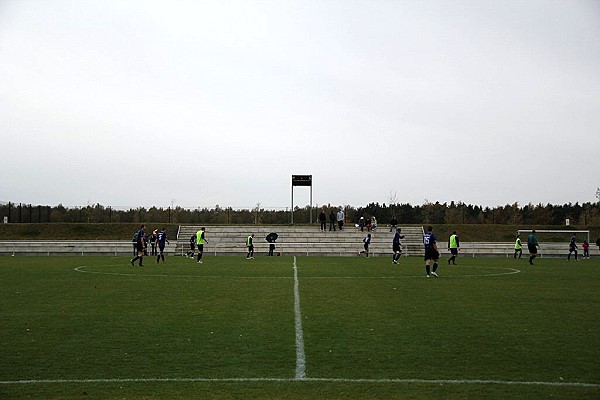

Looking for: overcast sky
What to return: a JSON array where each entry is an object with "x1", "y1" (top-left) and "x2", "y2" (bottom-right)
[{"x1": 1, "y1": 0, "x2": 599, "y2": 210}]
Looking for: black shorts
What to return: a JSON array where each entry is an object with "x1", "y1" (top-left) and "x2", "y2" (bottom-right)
[
  {"x1": 393, "y1": 243, "x2": 401, "y2": 253},
  {"x1": 197, "y1": 244, "x2": 204, "y2": 252},
  {"x1": 424, "y1": 248, "x2": 439, "y2": 261},
  {"x1": 528, "y1": 244, "x2": 538, "y2": 254},
  {"x1": 450, "y1": 248, "x2": 458, "y2": 256}
]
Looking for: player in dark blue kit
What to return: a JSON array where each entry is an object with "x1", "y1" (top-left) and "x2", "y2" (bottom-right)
[
  {"x1": 156, "y1": 227, "x2": 169, "y2": 264},
  {"x1": 392, "y1": 228, "x2": 405, "y2": 264},
  {"x1": 359, "y1": 233, "x2": 372, "y2": 257},
  {"x1": 567, "y1": 233, "x2": 578, "y2": 261},
  {"x1": 186, "y1": 234, "x2": 196, "y2": 258},
  {"x1": 423, "y1": 226, "x2": 440, "y2": 277},
  {"x1": 130, "y1": 225, "x2": 146, "y2": 267}
]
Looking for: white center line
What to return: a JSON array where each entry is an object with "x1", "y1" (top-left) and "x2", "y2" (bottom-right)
[{"x1": 293, "y1": 256, "x2": 307, "y2": 380}]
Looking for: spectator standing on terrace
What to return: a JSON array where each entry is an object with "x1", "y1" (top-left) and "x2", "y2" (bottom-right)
[
  {"x1": 156, "y1": 227, "x2": 169, "y2": 264},
  {"x1": 567, "y1": 233, "x2": 579, "y2": 261},
  {"x1": 267, "y1": 234, "x2": 277, "y2": 256},
  {"x1": 130, "y1": 225, "x2": 146, "y2": 267},
  {"x1": 329, "y1": 210, "x2": 337, "y2": 231},
  {"x1": 196, "y1": 227, "x2": 207, "y2": 264},
  {"x1": 389, "y1": 216, "x2": 397, "y2": 232},
  {"x1": 337, "y1": 208, "x2": 345, "y2": 231},
  {"x1": 371, "y1": 216, "x2": 378, "y2": 231},
  {"x1": 527, "y1": 230, "x2": 540, "y2": 265},
  {"x1": 447, "y1": 231, "x2": 459, "y2": 265},
  {"x1": 319, "y1": 209, "x2": 327, "y2": 232},
  {"x1": 392, "y1": 228, "x2": 405, "y2": 264},
  {"x1": 514, "y1": 234, "x2": 523, "y2": 259},
  {"x1": 246, "y1": 233, "x2": 254, "y2": 259},
  {"x1": 423, "y1": 226, "x2": 440, "y2": 277}
]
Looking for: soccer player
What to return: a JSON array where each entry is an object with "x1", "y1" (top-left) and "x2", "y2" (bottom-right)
[
  {"x1": 186, "y1": 234, "x2": 196, "y2": 258},
  {"x1": 423, "y1": 226, "x2": 440, "y2": 277},
  {"x1": 447, "y1": 231, "x2": 459, "y2": 265},
  {"x1": 514, "y1": 234, "x2": 523, "y2": 259},
  {"x1": 359, "y1": 233, "x2": 371, "y2": 257},
  {"x1": 196, "y1": 227, "x2": 207, "y2": 264},
  {"x1": 392, "y1": 228, "x2": 405, "y2": 264},
  {"x1": 567, "y1": 233, "x2": 579, "y2": 261},
  {"x1": 156, "y1": 227, "x2": 169, "y2": 263},
  {"x1": 527, "y1": 230, "x2": 540, "y2": 265},
  {"x1": 130, "y1": 225, "x2": 146, "y2": 267},
  {"x1": 246, "y1": 234, "x2": 254, "y2": 259},
  {"x1": 582, "y1": 240, "x2": 590, "y2": 259},
  {"x1": 149, "y1": 229, "x2": 158, "y2": 256}
]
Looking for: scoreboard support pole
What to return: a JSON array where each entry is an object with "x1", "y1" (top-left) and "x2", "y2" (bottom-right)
[{"x1": 291, "y1": 175, "x2": 312, "y2": 224}]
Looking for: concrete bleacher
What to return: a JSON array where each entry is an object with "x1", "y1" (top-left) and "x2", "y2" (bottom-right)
[
  {"x1": 176, "y1": 225, "x2": 424, "y2": 257},
  {"x1": 0, "y1": 225, "x2": 585, "y2": 258}
]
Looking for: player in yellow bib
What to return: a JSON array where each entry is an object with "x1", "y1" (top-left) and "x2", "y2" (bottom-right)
[
  {"x1": 246, "y1": 234, "x2": 254, "y2": 259},
  {"x1": 196, "y1": 227, "x2": 207, "y2": 264},
  {"x1": 447, "y1": 231, "x2": 459, "y2": 265},
  {"x1": 514, "y1": 235, "x2": 522, "y2": 259}
]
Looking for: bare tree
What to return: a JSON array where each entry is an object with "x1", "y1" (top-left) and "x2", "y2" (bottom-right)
[{"x1": 388, "y1": 191, "x2": 399, "y2": 218}]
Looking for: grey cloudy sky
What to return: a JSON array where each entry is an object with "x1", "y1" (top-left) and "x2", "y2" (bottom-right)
[{"x1": 1, "y1": 0, "x2": 599, "y2": 210}]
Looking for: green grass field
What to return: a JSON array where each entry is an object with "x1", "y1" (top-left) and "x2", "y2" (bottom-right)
[{"x1": 1, "y1": 255, "x2": 599, "y2": 399}]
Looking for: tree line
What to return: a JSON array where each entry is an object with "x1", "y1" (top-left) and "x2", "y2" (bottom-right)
[{"x1": 1, "y1": 201, "x2": 599, "y2": 227}]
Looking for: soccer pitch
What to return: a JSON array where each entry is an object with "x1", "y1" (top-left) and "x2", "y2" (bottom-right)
[{"x1": 1, "y1": 255, "x2": 599, "y2": 399}]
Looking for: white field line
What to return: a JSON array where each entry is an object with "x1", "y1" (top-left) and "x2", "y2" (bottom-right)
[
  {"x1": 73, "y1": 266, "x2": 292, "y2": 279},
  {"x1": 293, "y1": 256, "x2": 307, "y2": 380},
  {"x1": 302, "y1": 267, "x2": 521, "y2": 279},
  {"x1": 74, "y1": 266, "x2": 521, "y2": 279},
  {"x1": 1, "y1": 377, "x2": 598, "y2": 388}
]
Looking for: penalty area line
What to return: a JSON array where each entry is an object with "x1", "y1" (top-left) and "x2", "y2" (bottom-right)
[{"x1": 1, "y1": 377, "x2": 598, "y2": 388}]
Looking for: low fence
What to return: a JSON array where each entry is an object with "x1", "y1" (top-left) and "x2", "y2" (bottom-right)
[
  {"x1": 0, "y1": 241, "x2": 593, "y2": 258},
  {"x1": 437, "y1": 243, "x2": 591, "y2": 258},
  {"x1": 0, "y1": 241, "x2": 174, "y2": 257}
]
